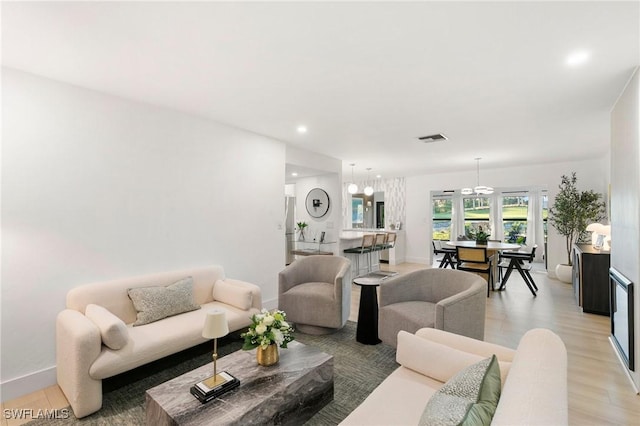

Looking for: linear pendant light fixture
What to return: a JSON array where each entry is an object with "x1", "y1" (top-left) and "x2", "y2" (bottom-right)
[
  {"x1": 348, "y1": 163, "x2": 358, "y2": 194},
  {"x1": 461, "y1": 158, "x2": 494, "y2": 195}
]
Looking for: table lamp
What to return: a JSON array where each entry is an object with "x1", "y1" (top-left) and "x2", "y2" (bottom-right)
[
  {"x1": 202, "y1": 309, "x2": 229, "y2": 387},
  {"x1": 191, "y1": 309, "x2": 240, "y2": 403}
]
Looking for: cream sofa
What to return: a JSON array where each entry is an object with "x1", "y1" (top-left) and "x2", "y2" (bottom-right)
[
  {"x1": 341, "y1": 327, "x2": 567, "y2": 425},
  {"x1": 56, "y1": 265, "x2": 261, "y2": 418}
]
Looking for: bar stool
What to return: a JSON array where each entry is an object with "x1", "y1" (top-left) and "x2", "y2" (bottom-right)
[
  {"x1": 343, "y1": 234, "x2": 376, "y2": 277},
  {"x1": 384, "y1": 232, "x2": 397, "y2": 249},
  {"x1": 370, "y1": 233, "x2": 388, "y2": 271}
]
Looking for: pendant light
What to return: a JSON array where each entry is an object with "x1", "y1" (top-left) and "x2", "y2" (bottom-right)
[
  {"x1": 364, "y1": 168, "x2": 374, "y2": 196},
  {"x1": 347, "y1": 163, "x2": 358, "y2": 194},
  {"x1": 472, "y1": 158, "x2": 493, "y2": 195}
]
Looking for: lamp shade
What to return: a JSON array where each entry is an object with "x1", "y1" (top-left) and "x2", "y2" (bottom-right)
[
  {"x1": 586, "y1": 223, "x2": 602, "y2": 232},
  {"x1": 202, "y1": 309, "x2": 229, "y2": 339}
]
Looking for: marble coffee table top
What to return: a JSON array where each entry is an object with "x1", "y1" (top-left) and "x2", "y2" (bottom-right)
[{"x1": 146, "y1": 341, "x2": 334, "y2": 426}]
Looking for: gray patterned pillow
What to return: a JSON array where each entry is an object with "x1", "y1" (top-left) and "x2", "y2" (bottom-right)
[
  {"x1": 128, "y1": 277, "x2": 201, "y2": 326},
  {"x1": 419, "y1": 355, "x2": 501, "y2": 426}
]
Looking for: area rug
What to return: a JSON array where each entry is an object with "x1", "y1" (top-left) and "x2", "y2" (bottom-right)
[{"x1": 27, "y1": 321, "x2": 398, "y2": 425}]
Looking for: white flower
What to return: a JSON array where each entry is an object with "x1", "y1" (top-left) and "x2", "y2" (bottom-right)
[
  {"x1": 280, "y1": 321, "x2": 290, "y2": 329},
  {"x1": 263, "y1": 315, "x2": 275, "y2": 326},
  {"x1": 255, "y1": 323, "x2": 267, "y2": 335},
  {"x1": 272, "y1": 329, "x2": 284, "y2": 345}
]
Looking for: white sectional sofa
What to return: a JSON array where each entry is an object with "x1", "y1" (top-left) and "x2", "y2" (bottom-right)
[
  {"x1": 56, "y1": 265, "x2": 261, "y2": 418},
  {"x1": 341, "y1": 327, "x2": 568, "y2": 425}
]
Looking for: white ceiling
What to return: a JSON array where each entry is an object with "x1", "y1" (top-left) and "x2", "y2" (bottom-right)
[{"x1": 2, "y1": 2, "x2": 638, "y2": 181}]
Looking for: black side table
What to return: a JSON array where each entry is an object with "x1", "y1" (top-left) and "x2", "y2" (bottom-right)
[{"x1": 353, "y1": 275, "x2": 384, "y2": 345}]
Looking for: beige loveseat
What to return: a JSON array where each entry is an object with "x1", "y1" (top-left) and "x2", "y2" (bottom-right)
[
  {"x1": 341, "y1": 327, "x2": 567, "y2": 425},
  {"x1": 56, "y1": 265, "x2": 261, "y2": 418}
]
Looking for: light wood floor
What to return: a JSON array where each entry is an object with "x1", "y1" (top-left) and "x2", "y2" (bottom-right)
[
  {"x1": 352, "y1": 261, "x2": 640, "y2": 425},
  {"x1": 3, "y1": 262, "x2": 639, "y2": 425}
]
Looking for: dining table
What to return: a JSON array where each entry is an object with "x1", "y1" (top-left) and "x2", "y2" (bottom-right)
[{"x1": 446, "y1": 240, "x2": 522, "y2": 287}]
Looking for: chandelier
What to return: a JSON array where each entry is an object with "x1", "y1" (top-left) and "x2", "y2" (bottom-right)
[{"x1": 461, "y1": 158, "x2": 494, "y2": 195}]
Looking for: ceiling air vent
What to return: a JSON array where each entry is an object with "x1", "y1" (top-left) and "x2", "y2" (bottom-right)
[{"x1": 418, "y1": 133, "x2": 448, "y2": 143}]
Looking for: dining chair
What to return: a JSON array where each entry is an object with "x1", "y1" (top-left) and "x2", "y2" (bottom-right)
[
  {"x1": 497, "y1": 244, "x2": 538, "y2": 296},
  {"x1": 432, "y1": 241, "x2": 456, "y2": 269},
  {"x1": 455, "y1": 246, "x2": 494, "y2": 297}
]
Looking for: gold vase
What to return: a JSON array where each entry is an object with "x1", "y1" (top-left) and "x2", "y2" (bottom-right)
[{"x1": 256, "y1": 344, "x2": 279, "y2": 366}]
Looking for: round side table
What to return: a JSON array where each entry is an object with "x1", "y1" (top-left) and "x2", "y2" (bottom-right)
[{"x1": 353, "y1": 275, "x2": 385, "y2": 345}]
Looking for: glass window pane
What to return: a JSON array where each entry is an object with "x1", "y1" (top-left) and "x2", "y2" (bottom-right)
[
  {"x1": 464, "y1": 197, "x2": 490, "y2": 238},
  {"x1": 503, "y1": 195, "x2": 528, "y2": 243},
  {"x1": 432, "y1": 197, "x2": 452, "y2": 240}
]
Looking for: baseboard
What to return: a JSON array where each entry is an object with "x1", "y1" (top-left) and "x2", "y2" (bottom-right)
[
  {"x1": 609, "y1": 336, "x2": 640, "y2": 394},
  {"x1": 1, "y1": 365, "x2": 57, "y2": 403},
  {"x1": 404, "y1": 256, "x2": 430, "y2": 265}
]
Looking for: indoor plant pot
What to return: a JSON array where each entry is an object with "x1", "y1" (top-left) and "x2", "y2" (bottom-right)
[{"x1": 555, "y1": 264, "x2": 573, "y2": 283}]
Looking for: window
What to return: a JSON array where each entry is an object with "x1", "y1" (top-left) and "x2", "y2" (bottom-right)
[
  {"x1": 432, "y1": 197, "x2": 452, "y2": 240},
  {"x1": 502, "y1": 193, "x2": 528, "y2": 244},
  {"x1": 463, "y1": 196, "x2": 490, "y2": 238}
]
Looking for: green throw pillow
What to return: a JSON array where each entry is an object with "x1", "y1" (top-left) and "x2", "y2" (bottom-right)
[
  {"x1": 419, "y1": 355, "x2": 501, "y2": 426},
  {"x1": 128, "y1": 277, "x2": 201, "y2": 326}
]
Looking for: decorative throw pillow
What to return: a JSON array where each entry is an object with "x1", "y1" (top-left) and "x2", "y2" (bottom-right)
[
  {"x1": 127, "y1": 277, "x2": 201, "y2": 326},
  {"x1": 419, "y1": 355, "x2": 501, "y2": 426},
  {"x1": 85, "y1": 304, "x2": 129, "y2": 350},
  {"x1": 213, "y1": 279, "x2": 253, "y2": 310}
]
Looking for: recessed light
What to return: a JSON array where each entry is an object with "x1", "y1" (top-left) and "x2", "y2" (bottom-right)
[
  {"x1": 566, "y1": 50, "x2": 590, "y2": 67},
  {"x1": 291, "y1": 172, "x2": 298, "y2": 177},
  {"x1": 297, "y1": 125, "x2": 307, "y2": 134}
]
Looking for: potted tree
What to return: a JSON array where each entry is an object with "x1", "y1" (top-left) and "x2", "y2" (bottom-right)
[{"x1": 548, "y1": 172, "x2": 606, "y2": 282}]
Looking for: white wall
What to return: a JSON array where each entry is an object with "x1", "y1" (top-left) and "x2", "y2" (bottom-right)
[
  {"x1": 610, "y1": 67, "x2": 639, "y2": 389},
  {"x1": 285, "y1": 145, "x2": 342, "y2": 245},
  {"x1": 405, "y1": 158, "x2": 610, "y2": 270},
  {"x1": 294, "y1": 175, "x2": 341, "y2": 244},
  {"x1": 1, "y1": 68, "x2": 286, "y2": 400}
]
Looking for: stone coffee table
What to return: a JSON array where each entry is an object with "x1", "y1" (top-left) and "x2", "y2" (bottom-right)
[{"x1": 145, "y1": 341, "x2": 333, "y2": 425}]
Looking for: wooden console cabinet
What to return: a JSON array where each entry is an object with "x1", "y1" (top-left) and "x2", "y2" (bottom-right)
[{"x1": 572, "y1": 244, "x2": 611, "y2": 316}]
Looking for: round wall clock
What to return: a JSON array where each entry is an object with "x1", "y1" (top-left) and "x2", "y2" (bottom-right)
[{"x1": 305, "y1": 188, "x2": 330, "y2": 218}]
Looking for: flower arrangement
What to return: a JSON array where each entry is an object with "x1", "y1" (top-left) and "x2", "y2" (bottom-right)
[
  {"x1": 466, "y1": 223, "x2": 491, "y2": 243},
  {"x1": 296, "y1": 221, "x2": 308, "y2": 241},
  {"x1": 474, "y1": 225, "x2": 490, "y2": 243},
  {"x1": 241, "y1": 309, "x2": 295, "y2": 350}
]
